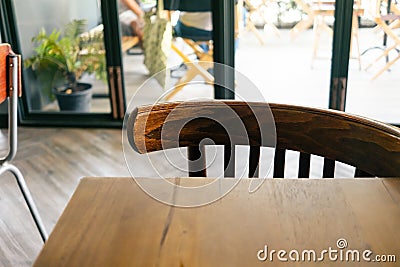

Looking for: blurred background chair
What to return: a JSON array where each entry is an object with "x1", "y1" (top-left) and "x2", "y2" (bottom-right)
[
  {"x1": 0, "y1": 44, "x2": 47, "y2": 242},
  {"x1": 241, "y1": 0, "x2": 281, "y2": 45},
  {"x1": 365, "y1": 0, "x2": 400, "y2": 79},
  {"x1": 168, "y1": 41, "x2": 214, "y2": 100},
  {"x1": 310, "y1": 0, "x2": 363, "y2": 69},
  {"x1": 290, "y1": 0, "x2": 317, "y2": 39},
  {"x1": 163, "y1": 0, "x2": 214, "y2": 100},
  {"x1": 127, "y1": 101, "x2": 400, "y2": 178}
]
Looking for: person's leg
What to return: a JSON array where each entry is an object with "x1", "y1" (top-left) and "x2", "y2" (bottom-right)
[
  {"x1": 175, "y1": 20, "x2": 212, "y2": 42},
  {"x1": 175, "y1": 20, "x2": 239, "y2": 53},
  {"x1": 120, "y1": 10, "x2": 143, "y2": 41},
  {"x1": 175, "y1": 20, "x2": 212, "y2": 52},
  {"x1": 130, "y1": 20, "x2": 143, "y2": 42}
]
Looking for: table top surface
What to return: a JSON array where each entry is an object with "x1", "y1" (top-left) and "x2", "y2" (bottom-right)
[{"x1": 33, "y1": 177, "x2": 400, "y2": 267}]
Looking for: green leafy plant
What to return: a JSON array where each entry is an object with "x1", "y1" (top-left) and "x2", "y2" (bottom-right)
[{"x1": 24, "y1": 19, "x2": 107, "y2": 98}]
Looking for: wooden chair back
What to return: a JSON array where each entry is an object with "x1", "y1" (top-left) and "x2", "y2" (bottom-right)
[{"x1": 127, "y1": 101, "x2": 400, "y2": 178}]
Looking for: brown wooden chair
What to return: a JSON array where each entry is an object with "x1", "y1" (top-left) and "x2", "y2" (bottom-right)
[
  {"x1": 126, "y1": 101, "x2": 400, "y2": 178},
  {"x1": 0, "y1": 44, "x2": 47, "y2": 241}
]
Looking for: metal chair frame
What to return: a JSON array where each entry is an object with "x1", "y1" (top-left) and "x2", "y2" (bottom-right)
[{"x1": 0, "y1": 50, "x2": 47, "y2": 242}]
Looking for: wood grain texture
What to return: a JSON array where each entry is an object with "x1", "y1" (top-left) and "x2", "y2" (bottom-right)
[
  {"x1": 33, "y1": 177, "x2": 400, "y2": 267},
  {"x1": 127, "y1": 101, "x2": 400, "y2": 177}
]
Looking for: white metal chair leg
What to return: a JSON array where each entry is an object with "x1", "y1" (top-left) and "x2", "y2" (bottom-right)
[
  {"x1": 0, "y1": 164, "x2": 48, "y2": 242},
  {"x1": 0, "y1": 53, "x2": 47, "y2": 242}
]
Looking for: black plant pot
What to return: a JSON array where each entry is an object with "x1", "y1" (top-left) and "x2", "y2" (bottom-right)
[{"x1": 53, "y1": 83, "x2": 92, "y2": 112}]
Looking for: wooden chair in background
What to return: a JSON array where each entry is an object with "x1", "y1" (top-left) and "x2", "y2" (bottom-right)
[
  {"x1": 81, "y1": 24, "x2": 140, "y2": 54},
  {"x1": 161, "y1": 0, "x2": 214, "y2": 101},
  {"x1": 371, "y1": 0, "x2": 400, "y2": 32},
  {"x1": 310, "y1": 0, "x2": 364, "y2": 69},
  {"x1": 241, "y1": 0, "x2": 281, "y2": 45},
  {"x1": 389, "y1": 1, "x2": 400, "y2": 28},
  {"x1": 166, "y1": 39, "x2": 214, "y2": 101},
  {"x1": 165, "y1": 2, "x2": 244, "y2": 101},
  {"x1": 290, "y1": 1, "x2": 363, "y2": 68},
  {"x1": 291, "y1": 0, "x2": 317, "y2": 39},
  {"x1": 365, "y1": 0, "x2": 400, "y2": 79},
  {"x1": 0, "y1": 44, "x2": 47, "y2": 241},
  {"x1": 127, "y1": 101, "x2": 400, "y2": 178}
]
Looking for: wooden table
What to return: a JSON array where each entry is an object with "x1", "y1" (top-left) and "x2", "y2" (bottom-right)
[{"x1": 33, "y1": 178, "x2": 400, "y2": 266}]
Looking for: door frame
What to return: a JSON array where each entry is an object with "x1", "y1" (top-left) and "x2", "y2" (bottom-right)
[{"x1": 0, "y1": 0, "x2": 126, "y2": 127}]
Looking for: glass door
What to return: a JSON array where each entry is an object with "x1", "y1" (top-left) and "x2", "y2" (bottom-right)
[
  {"x1": 228, "y1": 0, "x2": 357, "y2": 177},
  {"x1": 346, "y1": 0, "x2": 400, "y2": 127},
  {"x1": 0, "y1": 0, "x2": 126, "y2": 127}
]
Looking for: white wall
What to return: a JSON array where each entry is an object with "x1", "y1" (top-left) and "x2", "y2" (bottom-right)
[{"x1": 13, "y1": 0, "x2": 101, "y2": 57}]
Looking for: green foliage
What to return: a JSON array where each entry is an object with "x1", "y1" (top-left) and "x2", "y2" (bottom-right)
[{"x1": 24, "y1": 19, "x2": 107, "y2": 98}]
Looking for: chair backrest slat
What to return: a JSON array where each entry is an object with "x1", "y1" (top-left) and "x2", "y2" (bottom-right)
[
  {"x1": 188, "y1": 146, "x2": 207, "y2": 177},
  {"x1": 298, "y1": 152, "x2": 311, "y2": 178},
  {"x1": 322, "y1": 158, "x2": 335, "y2": 178},
  {"x1": 249, "y1": 146, "x2": 260, "y2": 178},
  {"x1": 273, "y1": 148, "x2": 286, "y2": 178},
  {"x1": 224, "y1": 145, "x2": 235, "y2": 177}
]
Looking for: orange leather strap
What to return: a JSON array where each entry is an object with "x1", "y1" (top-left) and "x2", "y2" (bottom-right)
[{"x1": 0, "y1": 43, "x2": 22, "y2": 104}]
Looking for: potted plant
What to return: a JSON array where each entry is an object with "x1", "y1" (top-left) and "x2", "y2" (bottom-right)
[{"x1": 24, "y1": 19, "x2": 107, "y2": 112}]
